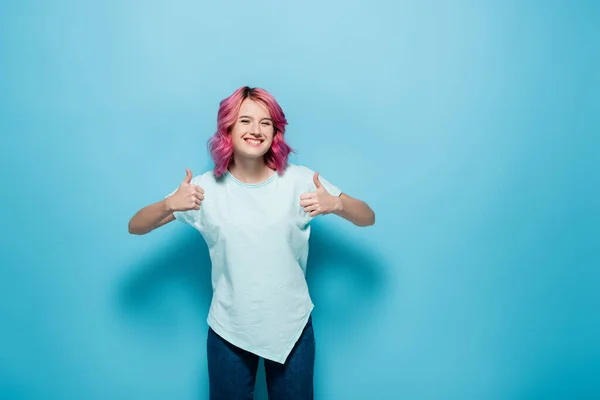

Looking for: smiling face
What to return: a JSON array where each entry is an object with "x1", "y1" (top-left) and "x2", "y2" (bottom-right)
[{"x1": 229, "y1": 98, "x2": 275, "y2": 162}]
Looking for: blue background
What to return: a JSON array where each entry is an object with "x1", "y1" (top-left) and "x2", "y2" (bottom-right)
[{"x1": 1, "y1": 1, "x2": 599, "y2": 399}]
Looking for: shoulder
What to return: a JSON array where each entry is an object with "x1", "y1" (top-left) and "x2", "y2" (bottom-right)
[
  {"x1": 187, "y1": 170, "x2": 220, "y2": 189},
  {"x1": 283, "y1": 163, "x2": 342, "y2": 195},
  {"x1": 282, "y1": 163, "x2": 315, "y2": 180},
  {"x1": 194, "y1": 169, "x2": 217, "y2": 182}
]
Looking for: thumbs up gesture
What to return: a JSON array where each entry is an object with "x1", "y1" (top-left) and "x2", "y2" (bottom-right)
[
  {"x1": 299, "y1": 172, "x2": 342, "y2": 217},
  {"x1": 166, "y1": 168, "x2": 205, "y2": 212}
]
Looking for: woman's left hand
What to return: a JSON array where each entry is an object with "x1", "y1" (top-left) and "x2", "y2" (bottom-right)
[{"x1": 300, "y1": 172, "x2": 342, "y2": 217}]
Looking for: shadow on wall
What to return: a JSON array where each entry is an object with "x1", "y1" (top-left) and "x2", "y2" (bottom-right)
[{"x1": 116, "y1": 220, "x2": 388, "y2": 399}]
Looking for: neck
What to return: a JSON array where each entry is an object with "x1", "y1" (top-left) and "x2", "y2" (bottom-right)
[{"x1": 228, "y1": 156, "x2": 274, "y2": 184}]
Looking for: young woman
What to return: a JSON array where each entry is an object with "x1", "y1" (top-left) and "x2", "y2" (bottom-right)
[{"x1": 128, "y1": 86, "x2": 375, "y2": 399}]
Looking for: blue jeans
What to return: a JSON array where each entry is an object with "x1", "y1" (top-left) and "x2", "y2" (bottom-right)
[{"x1": 206, "y1": 316, "x2": 315, "y2": 400}]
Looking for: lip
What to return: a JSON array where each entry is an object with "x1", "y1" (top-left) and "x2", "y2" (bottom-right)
[{"x1": 244, "y1": 138, "x2": 264, "y2": 147}]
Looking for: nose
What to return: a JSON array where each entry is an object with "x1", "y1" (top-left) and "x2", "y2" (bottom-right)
[{"x1": 249, "y1": 121, "x2": 262, "y2": 136}]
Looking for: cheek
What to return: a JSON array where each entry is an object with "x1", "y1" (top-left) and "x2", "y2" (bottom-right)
[
  {"x1": 230, "y1": 128, "x2": 246, "y2": 142},
  {"x1": 229, "y1": 133, "x2": 245, "y2": 151},
  {"x1": 231, "y1": 126, "x2": 244, "y2": 138}
]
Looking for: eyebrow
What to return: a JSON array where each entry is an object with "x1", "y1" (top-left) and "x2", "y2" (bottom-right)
[{"x1": 238, "y1": 115, "x2": 273, "y2": 121}]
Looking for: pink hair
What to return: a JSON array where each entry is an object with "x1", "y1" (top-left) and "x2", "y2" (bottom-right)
[{"x1": 208, "y1": 86, "x2": 294, "y2": 178}]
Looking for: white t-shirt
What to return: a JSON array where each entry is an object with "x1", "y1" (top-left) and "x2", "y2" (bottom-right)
[{"x1": 168, "y1": 163, "x2": 342, "y2": 363}]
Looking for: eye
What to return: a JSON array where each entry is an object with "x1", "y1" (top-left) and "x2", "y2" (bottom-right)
[
  {"x1": 261, "y1": 121, "x2": 272, "y2": 126},
  {"x1": 240, "y1": 119, "x2": 250, "y2": 124}
]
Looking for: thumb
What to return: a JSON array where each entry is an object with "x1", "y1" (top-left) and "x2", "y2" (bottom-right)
[
  {"x1": 184, "y1": 168, "x2": 193, "y2": 184},
  {"x1": 313, "y1": 172, "x2": 322, "y2": 189}
]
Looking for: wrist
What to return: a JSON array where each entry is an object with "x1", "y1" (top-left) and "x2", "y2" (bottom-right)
[
  {"x1": 333, "y1": 195, "x2": 344, "y2": 213},
  {"x1": 164, "y1": 197, "x2": 174, "y2": 213}
]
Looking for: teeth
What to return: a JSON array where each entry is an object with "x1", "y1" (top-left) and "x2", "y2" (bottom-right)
[{"x1": 246, "y1": 139, "x2": 262, "y2": 145}]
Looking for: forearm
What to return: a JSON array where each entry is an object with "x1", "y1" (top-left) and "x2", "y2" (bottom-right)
[
  {"x1": 128, "y1": 199, "x2": 173, "y2": 235},
  {"x1": 333, "y1": 194, "x2": 375, "y2": 227}
]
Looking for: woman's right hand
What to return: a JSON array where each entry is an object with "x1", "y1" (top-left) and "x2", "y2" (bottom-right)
[{"x1": 166, "y1": 168, "x2": 205, "y2": 212}]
